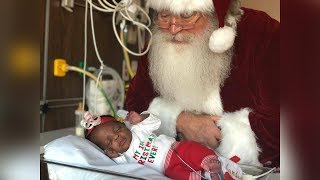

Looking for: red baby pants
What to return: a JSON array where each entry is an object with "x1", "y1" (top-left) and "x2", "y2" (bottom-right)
[{"x1": 164, "y1": 141, "x2": 219, "y2": 180}]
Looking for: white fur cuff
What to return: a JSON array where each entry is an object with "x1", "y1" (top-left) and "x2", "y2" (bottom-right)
[
  {"x1": 147, "y1": 97, "x2": 183, "y2": 137},
  {"x1": 216, "y1": 108, "x2": 262, "y2": 166}
]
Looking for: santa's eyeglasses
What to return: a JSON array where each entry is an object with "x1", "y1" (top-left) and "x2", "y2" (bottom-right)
[{"x1": 154, "y1": 11, "x2": 202, "y2": 30}]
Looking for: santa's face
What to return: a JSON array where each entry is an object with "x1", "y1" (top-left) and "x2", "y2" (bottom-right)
[
  {"x1": 148, "y1": 13, "x2": 233, "y2": 114},
  {"x1": 153, "y1": 11, "x2": 212, "y2": 44}
]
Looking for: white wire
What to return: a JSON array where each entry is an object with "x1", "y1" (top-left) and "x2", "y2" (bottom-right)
[
  {"x1": 89, "y1": 0, "x2": 108, "y2": 114},
  {"x1": 120, "y1": 10, "x2": 133, "y2": 22},
  {"x1": 135, "y1": 5, "x2": 152, "y2": 27},
  {"x1": 82, "y1": 0, "x2": 88, "y2": 111},
  {"x1": 112, "y1": 0, "x2": 119, "y2": 6},
  {"x1": 98, "y1": 0, "x2": 115, "y2": 11},
  {"x1": 124, "y1": 8, "x2": 135, "y2": 21},
  {"x1": 90, "y1": 1, "x2": 105, "y2": 66},
  {"x1": 215, "y1": 151, "x2": 276, "y2": 179},
  {"x1": 89, "y1": 0, "x2": 153, "y2": 60},
  {"x1": 253, "y1": 167, "x2": 276, "y2": 179},
  {"x1": 112, "y1": 3, "x2": 152, "y2": 56},
  {"x1": 89, "y1": 0, "x2": 104, "y2": 113},
  {"x1": 122, "y1": 6, "x2": 151, "y2": 28},
  {"x1": 87, "y1": 0, "x2": 114, "y2": 12},
  {"x1": 137, "y1": 27, "x2": 141, "y2": 53},
  {"x1": 172, "y1": 149, "x2": 207, "y2": 179},
  {"x1": 139, "y1": 27, "x2": 146, "y2": 51},
  {"x1": 86, "y1": 0, "x2": 152, "y2": 56},
  {"x1": 102, "y1": 0, "x2": 116, "y2": 8},
  {"x1": 94, "y1": 69, "x2": 103, "y2": 114}
]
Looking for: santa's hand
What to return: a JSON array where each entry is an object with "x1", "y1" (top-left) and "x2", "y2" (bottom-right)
[{"x1": 176, "y1": 112, "x2": 221, "y2": 148}]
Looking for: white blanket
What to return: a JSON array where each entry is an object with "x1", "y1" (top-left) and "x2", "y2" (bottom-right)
[{"x1": 44, "y1": 135, "x2": 169, "y2": 180}]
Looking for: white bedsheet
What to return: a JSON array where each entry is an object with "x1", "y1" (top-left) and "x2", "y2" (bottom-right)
[
  {"x1": 43, "y1": 135, "x2": 280, "y2": 180},
  {"x1": 44, "y1": 135, "x2": 169, "y2": 180}
]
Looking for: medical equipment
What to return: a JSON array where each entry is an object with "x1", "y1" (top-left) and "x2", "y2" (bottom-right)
[
  {"x1": 75, "y1": 102, "x2": 85, "y2": 137},
  {"x1": 84, "y1": 65, "x2": 124, "y2": 116},
  {"x1": 84, "y1": 0, "x2": 152, "y2": 56},
  {"x1": 53, "y1": 59, "x2": 118, "y2": 116},
  {"x1": 120, "y1": 21, "x2": 135, "y2": 78},
  {"x1": 41, "y1": 0, "x2": 50, "y2": 133},
  {"x1": 78, "y1": 0, "x2": 152, "y2": 119},
  {"x1": 48, "y1": 0, "x2": 152, "y2": 115},
  {"x1": 84, "y1": 0, "x2": 152, "y2": 78},
  {"x1": 61, "y1": 0, "x2": 74, "y2": 12}
]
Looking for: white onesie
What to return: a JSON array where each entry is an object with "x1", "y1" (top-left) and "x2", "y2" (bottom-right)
[{"x1": 113, "y1": 112, "x2": 175, "y2": 173}]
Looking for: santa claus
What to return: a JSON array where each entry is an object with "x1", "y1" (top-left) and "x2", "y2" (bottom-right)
[{"x1": 126, "y1": 0, "x2": 279, "y2": 167}]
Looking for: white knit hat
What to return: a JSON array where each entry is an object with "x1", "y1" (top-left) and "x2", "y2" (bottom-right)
[{"x1": 147, "y1": 0, "x2": 236, "y2": 53}]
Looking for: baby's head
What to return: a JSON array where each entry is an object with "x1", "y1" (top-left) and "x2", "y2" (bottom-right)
[{"x1": 85, "y1": 115, "x2": 132, "y2": 158}]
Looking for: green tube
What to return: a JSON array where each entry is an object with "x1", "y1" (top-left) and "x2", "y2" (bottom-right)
[{"x1": 65, "y1": 65, "x2": 117, "y2": 117}]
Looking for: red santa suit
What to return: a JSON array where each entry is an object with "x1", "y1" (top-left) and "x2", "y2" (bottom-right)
[{"x1": 126, "y1": 3, "x2": 279, "y2": 167}]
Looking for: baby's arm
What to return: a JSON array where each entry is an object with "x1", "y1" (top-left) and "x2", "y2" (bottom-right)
[
  {"x1": 125, "y1": 111, "x2": 149, "y2": 125},
  {"x1": 117, "y1": 110, "x2": 161, "y2": 133}
]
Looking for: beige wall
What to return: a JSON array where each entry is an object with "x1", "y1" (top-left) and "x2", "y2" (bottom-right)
[{"x1": 241, "y1": 0, "x2": 280, "y2": 21}]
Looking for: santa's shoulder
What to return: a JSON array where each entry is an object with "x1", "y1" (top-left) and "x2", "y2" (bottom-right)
[{"x1": 237, "y1": 8, "x2": 279, "y2": 35}]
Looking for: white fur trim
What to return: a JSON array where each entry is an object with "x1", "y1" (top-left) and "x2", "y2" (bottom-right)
[
  {"x1": 226, "y1": 15, "x2": 238, "y2": 29},
  {"x1": 147, "y1": 97, "x2": 183, "y2": 137},
  {"x1": 147, "y1": 0, "x2": 213, "y2": 14},
  {"x1": 209, "y1": 26, "x2": 236, "y2": 53},
  {"x1": 216, "y1": 108, "x2": 262, "y2": 166},
  {"x1": 203, "y1": 90, "x2": 223, "y2": 116}
]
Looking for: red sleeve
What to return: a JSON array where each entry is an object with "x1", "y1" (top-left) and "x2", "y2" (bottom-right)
[
  {"x1": 125, "y1": 54, "x2": 156, "y2": 113},
  {"x1": 222, "y1": 8, "x2": 280, "y2": 166},
  {"x1": 249, "y1": 30, "x2": 280, "y2": 166},
  {"x1": 245, "y1": 10, "x2": 280, "y2": 166}
]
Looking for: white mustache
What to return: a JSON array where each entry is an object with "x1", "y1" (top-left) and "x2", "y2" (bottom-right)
[
  {"x1": 171, "y1": 33, "x2": 192, "y2": 42},
  {"x1": 172, "y1": 34, "x2": 191, "y2": 41}
]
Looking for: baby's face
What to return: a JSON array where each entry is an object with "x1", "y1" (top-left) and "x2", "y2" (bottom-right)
[{"x1": 89, "y1": 121, "x2": 132, "y2": 158}]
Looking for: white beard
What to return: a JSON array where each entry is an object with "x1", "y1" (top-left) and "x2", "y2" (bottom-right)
[{"x1": 148, "y1": 21, "x2": 233, "y2": 115}]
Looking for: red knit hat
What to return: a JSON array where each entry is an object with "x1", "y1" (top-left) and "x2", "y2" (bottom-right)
[
  {"x1": 213, "y1": 0, "x2": 232, "y2": 28},
  {"x1": 81, "y1": 111, "x2": 117, "y2": 137},
  {"x1": 147, "y1": 0, "x2": 236, "y2": 53}
]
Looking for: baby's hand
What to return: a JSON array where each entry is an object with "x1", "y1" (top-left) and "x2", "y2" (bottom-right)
[{"x1": 125, "y1": 111, "x2": 144, "y2": 125}]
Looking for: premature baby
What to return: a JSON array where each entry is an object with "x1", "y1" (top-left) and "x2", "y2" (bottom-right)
[{"x1": 82, "y1": 111, "x2": 242, "y2": 180}]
